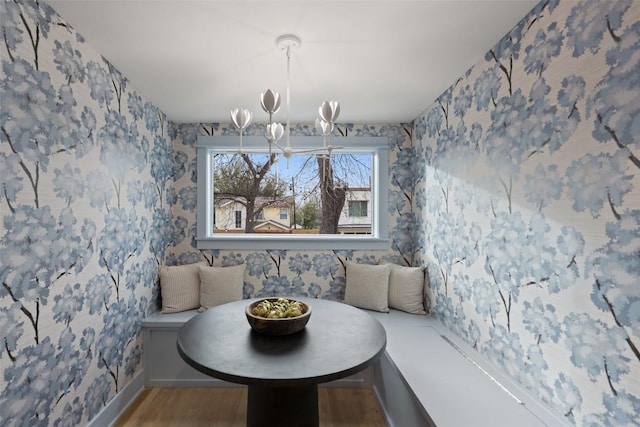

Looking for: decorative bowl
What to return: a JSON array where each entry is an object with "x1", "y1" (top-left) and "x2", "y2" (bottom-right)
[{"x1": 245, "y1": 298, "x2": 312, "y2": 336}]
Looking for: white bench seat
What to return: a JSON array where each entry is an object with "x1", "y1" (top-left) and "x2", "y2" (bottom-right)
[
  {"x1": 141, "y1": 306, "x2": 567, "y2": 427},
  {"x1": 142, "y1": 310, "x2": 218, "y2": 387},
  {"x1": 141, "y1": 309, "x2": 369, "y2": 388},
  {"x1": 367, "y1": 310, "x2": 568, "y2": 427}
]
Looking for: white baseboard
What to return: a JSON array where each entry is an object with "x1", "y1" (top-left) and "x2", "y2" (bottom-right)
[
  {"x1": 86, "y1": 371, "x2": 144, "y2": 427},
  {"x1": 146, "y1": 377, "x2": 236, "y2": 387},
  {"x1": 322, "y1": 366, "x2": 372, "y2": 388},
  {"x1": 148, "y1": 367, "x2": 372, "y2": 389}
]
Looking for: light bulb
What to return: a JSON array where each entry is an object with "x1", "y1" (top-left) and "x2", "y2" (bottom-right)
[
  {"x1": 260, "y1": 89, "x2": 281, "y2": 114},
  {"x1": 230, "y1": 108, "x2": 252, "y2": 129},
  {"x1": 319, "y1": 101, "x2": 340, "y2": 123}
]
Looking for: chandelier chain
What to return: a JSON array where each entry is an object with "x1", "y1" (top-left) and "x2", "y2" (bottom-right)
[{"x1": 286, "y1": 45, "x2": 291, "y2": 148}]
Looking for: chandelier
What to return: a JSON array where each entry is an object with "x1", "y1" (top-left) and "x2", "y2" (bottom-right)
[{"x1": 230, "y1": 34, "x2": 341, "y2": 161}]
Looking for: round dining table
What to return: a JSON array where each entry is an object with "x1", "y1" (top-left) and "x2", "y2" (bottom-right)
[{"x1": 176, "y1": 297, "x2": 386, "y2": 427}]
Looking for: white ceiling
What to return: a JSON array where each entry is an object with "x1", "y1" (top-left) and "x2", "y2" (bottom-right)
[{"x1": 46, "y1": 1, "x2": 537, "y2": 124}]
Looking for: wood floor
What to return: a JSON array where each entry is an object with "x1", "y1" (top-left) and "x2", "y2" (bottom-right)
[{"x1": 114, "y1": 387, "x2": 387, "y2": 427}]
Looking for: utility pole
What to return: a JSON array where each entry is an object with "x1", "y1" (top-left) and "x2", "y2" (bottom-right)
[{"x1": 290, "y1": 177, "x2": 296, "y2": 232}]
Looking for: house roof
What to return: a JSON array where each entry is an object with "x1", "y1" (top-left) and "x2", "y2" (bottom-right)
[
  {"x1": 253, "y1": 220, "x2": 291, "y2": 231},
  {"x1": 214, "y1": 195, "x2": 292, "y2": 209},
  {"x1": 255, "y1": 197, "x2": 292, "y2": 209}
]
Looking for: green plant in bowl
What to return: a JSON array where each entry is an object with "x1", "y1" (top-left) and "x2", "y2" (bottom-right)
[
  {"x1": 251, "y1": 297, "x2": 304, "y2": 318},
  {"x1": 245, "y1": 298, "x2": 311, "y2": 336}
]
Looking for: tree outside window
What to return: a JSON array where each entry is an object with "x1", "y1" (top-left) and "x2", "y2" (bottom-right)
[
  {"x1": 196, "y1": 135, "x2": 390, "y2": 250},
  {"x1": 212, "y1": 151, "x2": 370, "y2": 234}
]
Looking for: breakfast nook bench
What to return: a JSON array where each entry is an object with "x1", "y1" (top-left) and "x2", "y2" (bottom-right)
[
  {"x1": 367, "y1": 309, "x2": 568, "y2": 427},
  {"x1": 142, "y1": 305, "x2": 568, "y2": 427}
]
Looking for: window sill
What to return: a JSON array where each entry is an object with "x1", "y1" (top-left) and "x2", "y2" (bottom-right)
[{"x1": 196, "y1": 235, "x2": 390, "y2": 250}]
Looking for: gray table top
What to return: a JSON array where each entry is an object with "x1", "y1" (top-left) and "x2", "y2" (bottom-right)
[{"x1": 177, "y1": 297, "x2": 387, "y2": 387}]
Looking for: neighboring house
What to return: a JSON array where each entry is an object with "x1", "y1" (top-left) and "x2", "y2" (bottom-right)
[
  {"x1": 214, "y1": 195, "x2": 292, "y2": 232},
  {"x1": 253, "y1": 219, "x2": 290, "y2": 233},
  {"x1": 213, "y1": 196, "x2": 247, "y2": 231},
  {"x1": 338, "y1": 188, "x2": 371, "y2": 234}
]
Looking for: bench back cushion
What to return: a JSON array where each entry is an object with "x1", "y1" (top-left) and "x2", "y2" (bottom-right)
[
  {"x1": 159, "y1": 263, "x2": 202, "y2": 313},
  {"x1": 381, "y1": 261, "x2": 426, "y2": 315},
  {"x1": 344, "y1": 261, "x2": 391, "y2": 312},
  {"x1": 198, "y1": 264, "x2": 245, "y2": 310}
]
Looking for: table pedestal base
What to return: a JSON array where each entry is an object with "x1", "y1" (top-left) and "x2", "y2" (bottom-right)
[{"x1": 247, "y1": 384, "x2": 319, "y2": 427}]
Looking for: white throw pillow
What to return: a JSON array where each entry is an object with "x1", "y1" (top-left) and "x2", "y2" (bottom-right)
[
  {"x1": 381, "y1": 260, "x2": 426, "y2": 314},
  {"x1": 159, "y1": 263, "x2": 202, "y2": 313},
  {"x1": 344, "y1": 261, "x2": 391, "y2": 312},
  {"x1": 198, "y1": 264, "x2": 245, "y2": 311}
]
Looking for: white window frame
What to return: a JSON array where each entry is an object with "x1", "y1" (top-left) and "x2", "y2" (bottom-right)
[{"x1": 196, "y1": 135, "x2": 389, "y2": 250}]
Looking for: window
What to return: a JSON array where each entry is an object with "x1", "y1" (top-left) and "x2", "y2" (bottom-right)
[
  {"x1": 348, "y1": 200, "x2": 368, "y2": 217},
  {"x1": 234, "y1": 210, "x2": 242, "y2": 228},
  {"x1": 196, "y1": 135, "x2": 389, "y2": 249}
]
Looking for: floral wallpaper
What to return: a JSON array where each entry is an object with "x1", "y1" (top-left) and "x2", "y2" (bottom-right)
[
  {"x1": 167, "y1": 121, "x2": 421, "y2": 302},
  {"x1": 0, "y1": 3, "x2": 420, "y2": 425},
  {"x1": 0, "y1": 1, "x2": 172, "y2": 425},
  {"x1": 414, "y1": 0, "x2": 639, "y2": 424},
  {"x1": 4, "y1": 0, "x2": 637, "y2": 425}
]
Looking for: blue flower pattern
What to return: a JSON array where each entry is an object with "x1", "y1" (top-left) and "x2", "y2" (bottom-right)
[
  {"x1": 1, "y1": 1, "x2": 639, "y2": 426},
  {"x1": 415, "y1": 0, "x2": 640, "y2": 424}
]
